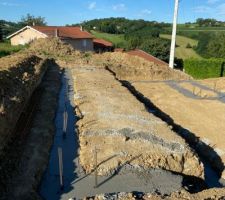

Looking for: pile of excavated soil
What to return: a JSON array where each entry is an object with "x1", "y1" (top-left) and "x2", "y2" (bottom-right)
[
  {"x1": 131, "y1": 78, "x2": 225, "y2": 179},
  {"x1": 93, "y1": 52, "x2": 191, "y2": 81},
  {"x1": 72, "y1": 66, "x2": 203, "y2": 179},
  {"x1": 28, "y1": 38, "x2": 82, "y2": 58},
  {"x1": 84, "y1": 188, "x2": 225, "y2": 200}
]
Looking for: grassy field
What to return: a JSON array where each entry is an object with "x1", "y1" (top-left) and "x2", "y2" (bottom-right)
[
  {"x1": 91, "y1": 31, "x2": 126, "y2": 47},
  {"x1": 166, "y1": 25, "x2": 225, "y2": 31},
  {"x1": 0, "y1": 42, "x2": 26, "y2": 58},
  {"x1": 160, "y1": 34, "x2": 201, "y2": 59},
  {"x1": 165, "y1": 26, "x2": 225, "y2": 39}
]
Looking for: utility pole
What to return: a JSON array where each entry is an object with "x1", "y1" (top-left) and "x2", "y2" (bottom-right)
[{"x1": 169, "y1": 0, "x2": 179, "y2": 69}]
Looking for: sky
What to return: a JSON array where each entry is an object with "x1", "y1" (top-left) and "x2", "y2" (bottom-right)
[{"x1": 0, "y1": 0, "x2": 225, "y2": 25}]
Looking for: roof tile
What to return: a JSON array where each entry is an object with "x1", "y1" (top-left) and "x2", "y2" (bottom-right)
[{"x1": 32, "y1": 26, "x2": 93, "y2": 39}]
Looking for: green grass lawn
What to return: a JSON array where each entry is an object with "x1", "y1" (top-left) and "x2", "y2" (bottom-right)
[
  {"x1": 160, "y1": 34, "x2": 202, "y2": 60},
  {"x1": 91, "y1": 31, "x2": 126, "y2": 48},
  {"x1": 0, "y1": 41, "x2": 26, "y2": 58}
]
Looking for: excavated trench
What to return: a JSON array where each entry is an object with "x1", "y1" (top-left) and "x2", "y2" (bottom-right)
[
  {"x1": 0, "y1": 86, "x2": 43, "y2": 196},
  {"x1": 0, "y1": 60, "x2": 62, "y2": 200},
  {"x1": 104, "y1": 66, "x2": 223, "y2": 189},
  {"x1": 40, "y1": 67, "x2": 201, "y2": 200},
  {"x1": 2, "y1": 62, "x2": 222, "y2": 199}
]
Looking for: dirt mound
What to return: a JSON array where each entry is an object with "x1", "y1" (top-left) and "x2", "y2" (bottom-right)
[
  {"x1": 94, "y1": 52, "x2": 191, "y2": 81},
  {"x1": 85, "y1": 188, "x2": 225, "y2": 200},
  {"x1": 28, "y1": 38, "x2": 81, "y2": 58}
]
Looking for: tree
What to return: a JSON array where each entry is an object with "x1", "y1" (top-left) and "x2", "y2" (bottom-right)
[
  {"x1": 19, "y1": 14, "x2": 47, "y2": 26},
  {"x1": 195, "y1": 32, "x2": 212, "y2": 57},
  {"x1": 196, "y1": 32, "x2": 225, "y2": 58},
  {"x1": 207, "y1": 33, "x2": 225, "y2": 58},
  {"x1": 196, "y1": 18, "x2": 218, "y2": 27},
  {"x1": 140, "y1": 38, "x2": 171, "y2": 62},
  {"x1": 0, "y1": 22, "x2": 3, "y2": 41}
]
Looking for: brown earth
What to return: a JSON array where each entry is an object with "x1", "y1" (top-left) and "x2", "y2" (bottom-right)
[
  {"x1": 96, "y1": 52, "x2": 191, "y2": 81},
  {"x1": 0, "y1": 54, "x2": 46, "y2": 157},
  {"x1": 72, "y1": 66, "x2": 203, "y2": 178},
  {"x1": 131, "y1": 78, "x2": 225, "y2": 178},
  {"x1": 86, "y1": 188, "x2": 225, "y2": 200},
  {"x1": 0, "y1": 53, "x2": 61, "y2": 199},
  {"x1": 4, "y1": 62, "x2": 61, "y2": 200},
  {"x1": 1, "y1": 38, "x2": 224, "y2": 199}
]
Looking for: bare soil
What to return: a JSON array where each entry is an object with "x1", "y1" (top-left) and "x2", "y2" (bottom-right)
[
  {"x1": 131, "y1": 78, "x2": 225, "y2": 179},
  {"x1": 72, "y1": 66, "x2": 203, "y2": 178},
  {"x1": 0, "y1": 54, "x2": 45, "y2": 159},
  {"x1": 86, "y1": 188, "x2": 225, "y2": 200},
  {"x1": 1, "y1": 61, "x2": 61, "y2": 200}
]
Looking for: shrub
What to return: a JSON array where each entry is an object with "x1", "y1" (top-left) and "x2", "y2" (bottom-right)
[
  {"x1": 186, "y1": 43, "x2": 192, "y2": 48},
  {"x1": 184, "y1": 58, "x2": 225, "y2": 79},
  {"x1": 139, "y1": 38, "x2": 170, "y2": 62}
]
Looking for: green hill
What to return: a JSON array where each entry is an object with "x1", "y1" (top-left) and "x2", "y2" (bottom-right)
[{"x1": 160, "y1": 34, "x2": 201, "y2": 59}]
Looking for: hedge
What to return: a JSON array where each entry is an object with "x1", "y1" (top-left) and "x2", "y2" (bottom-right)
[{"x1": 184, "y1": 58, "x2": 225, "y2": 79}]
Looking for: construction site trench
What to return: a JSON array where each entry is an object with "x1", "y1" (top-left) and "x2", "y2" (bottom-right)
[
  {"x1": 41, "y1": 65, "x2": 224, "y2": 199},
  {"x1": 0, "y1": 48, "x2": 225, "y2": 199}
]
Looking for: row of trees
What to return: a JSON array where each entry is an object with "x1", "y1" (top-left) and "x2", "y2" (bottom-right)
[
  {"x1": 185, "y1": 18, "x2": 225, "y2": 27},
  {"x1": 70, "y1": 17, "x2": 170, "y2": 34}
]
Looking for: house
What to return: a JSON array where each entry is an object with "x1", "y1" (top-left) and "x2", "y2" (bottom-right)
[
  {"x1": 93, "y1": 38, "x2": 113, "y2": 53},
  {"x1": 7, "y1": 26, "x2": 94, "y2": 52}
]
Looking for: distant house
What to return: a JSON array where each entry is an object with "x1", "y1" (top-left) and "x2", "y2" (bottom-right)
[
  {"x1": 93, "y1": 38, "x2": 113, "y2": 53},
  {"x1": 7, "y1": 26, "x2": 94, "y2": 52}
]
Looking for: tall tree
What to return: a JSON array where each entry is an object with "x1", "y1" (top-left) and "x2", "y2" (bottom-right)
[
  {"x1": 0, "y1": 22, "x2": 3, "y2": 41},
  {"x1": 19, "y1": 14, "x2": 47, "y2": 26}
]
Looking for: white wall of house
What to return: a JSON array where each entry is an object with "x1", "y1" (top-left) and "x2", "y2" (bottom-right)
[{"x1": 10, "y1": 28, "x2": 47, "y2": 46}]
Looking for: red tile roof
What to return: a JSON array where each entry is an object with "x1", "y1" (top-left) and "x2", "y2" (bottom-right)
[
  {"x1": 32, "y1": 26, "x2": 94, "y2": 39},
  {"x1": 93, "y1": 38, "x2": 113, "y2": 47},
  {"x1": 127, "y1": 49, "x2": 168, "y2": 66}
]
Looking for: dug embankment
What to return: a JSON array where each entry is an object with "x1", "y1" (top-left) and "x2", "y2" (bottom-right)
[
  {"x1": 130, "y1": 78, "x2": 225, "y2": 179},
  {"x1": 73, "y1": 66, "x2": 204, "y2": 179},
  {"x1": 0, "y1": 52, "x2": 62, "y2": 199}
]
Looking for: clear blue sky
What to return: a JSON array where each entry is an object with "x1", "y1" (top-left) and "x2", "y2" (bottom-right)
[{"x1": 0, "y1": 0, "x2": 225, "y2": 25}]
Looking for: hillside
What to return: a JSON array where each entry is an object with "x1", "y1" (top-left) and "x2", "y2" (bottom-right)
[
  {"x1": 160, "y1": 34, "x2": 201, "y2": 59},
  {"x1": 91, "y1": 30, "x2": 126, "y2": 47}
]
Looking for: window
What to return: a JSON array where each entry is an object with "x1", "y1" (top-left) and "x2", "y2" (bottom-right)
[{"x1": 83, "y1": 39, "x2": 87, "y2": 47}]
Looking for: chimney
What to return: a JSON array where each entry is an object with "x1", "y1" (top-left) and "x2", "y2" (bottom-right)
[
  {"x1": 55, "y1": 29, "x2": 59, "y2": 38},
  {"x1": 80, "y1": 26, "x2": 83, "y2": 31}
]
